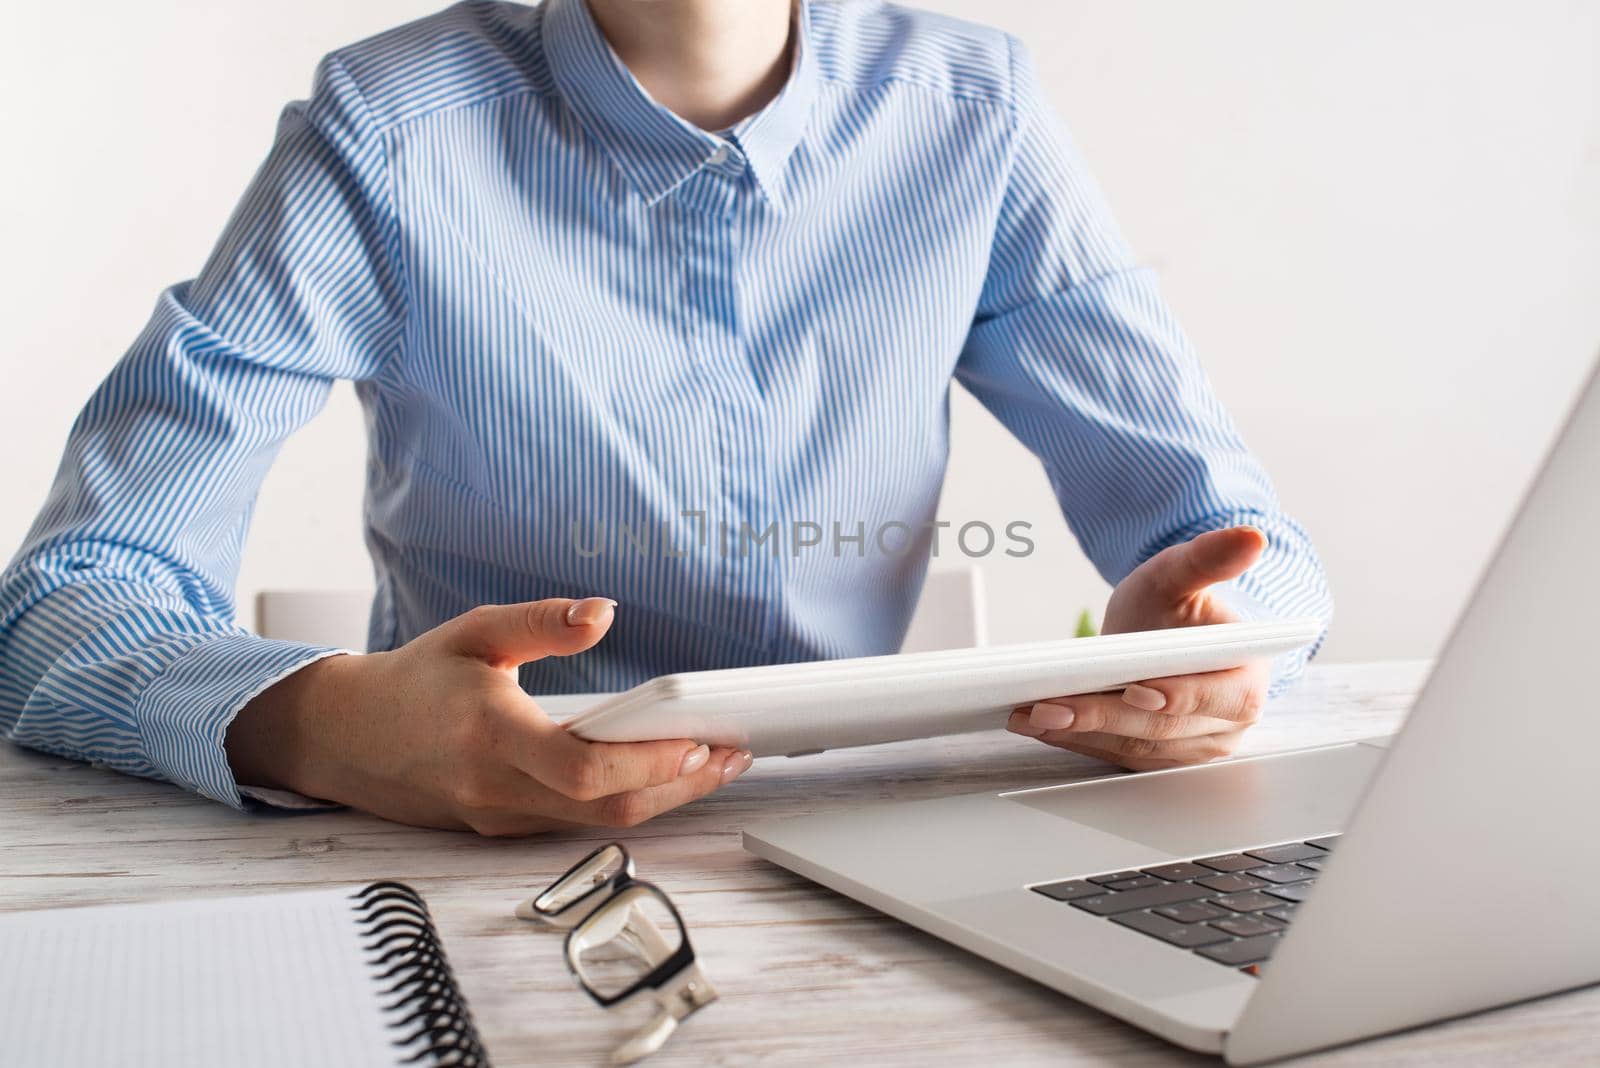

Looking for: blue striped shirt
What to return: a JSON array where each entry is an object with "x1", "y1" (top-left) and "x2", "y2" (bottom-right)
[{"x1": 0, "y1": 0, "x2": 1331, "y2": 809}]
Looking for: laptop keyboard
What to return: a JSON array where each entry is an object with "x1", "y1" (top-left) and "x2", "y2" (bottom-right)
[{"x1": 1029, "y1": 835, "x2": 1339, "y2": 975}]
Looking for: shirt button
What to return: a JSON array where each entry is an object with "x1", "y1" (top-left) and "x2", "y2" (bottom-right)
[{"x1": 707, "y1": 143, "x2": 730, "y2": 166}]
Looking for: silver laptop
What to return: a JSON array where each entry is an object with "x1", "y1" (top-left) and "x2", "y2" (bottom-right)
[{"x1": 744, "y1": 356, "x2": 1600, "y2": 1064}]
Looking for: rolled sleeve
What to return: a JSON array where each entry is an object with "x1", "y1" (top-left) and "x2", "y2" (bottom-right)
[
  {"x1": 0, "y1": 51, "x2": 403, "y2": 807},
  {"x1": 957, "y1": 37, "x2": 1333, "y2": 693},
  {"x1": 135, "y1": 635, "x2": 350, "y2": 807}
]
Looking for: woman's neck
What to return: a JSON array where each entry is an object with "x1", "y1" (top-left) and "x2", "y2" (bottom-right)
[{"x1": 586, "y1": 0, "x2": 796, "y2": 131}]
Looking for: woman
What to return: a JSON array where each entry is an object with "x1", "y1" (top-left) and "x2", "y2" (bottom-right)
[{"x1": 0, "y1": 0, "x2": 1331, "y2": 833}]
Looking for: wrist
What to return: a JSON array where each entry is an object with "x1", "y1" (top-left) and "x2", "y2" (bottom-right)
[{"x1": 225, "y1": 652, "x2": 363, "y2": 796}]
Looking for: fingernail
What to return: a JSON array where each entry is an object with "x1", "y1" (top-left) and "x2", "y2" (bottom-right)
[
  {"x1": 679, "y1": 744, "x2": 710, "y2": 776},
  {"x1": 1029, "y1": 702, "x2": 1075, "y2": 730},
  {"x1": 721, "y1": 750, "x2": 753, "y2": 784},
  {"x1": 1122, "y1": 684, "x2": 1168, "y2": 712},
  {"x1": 564, "y1": 597, "x2": 617, "y2": 626},
  {"x1": 1007, "y1": 710, "x2": 1046, "y2": 737}
]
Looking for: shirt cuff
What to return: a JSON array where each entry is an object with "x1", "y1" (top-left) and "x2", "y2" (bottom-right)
[
  {"x1": 1212, "y1": 581, "x2": 1320, "y2": 698},
  {"x1": 133, "y1": 633, "x2": 354, "y2": 809}
]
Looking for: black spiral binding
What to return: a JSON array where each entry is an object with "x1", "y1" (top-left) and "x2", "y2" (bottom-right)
[{"x1": 351, "y1": 881, "x2": 491, "y2": 1067}]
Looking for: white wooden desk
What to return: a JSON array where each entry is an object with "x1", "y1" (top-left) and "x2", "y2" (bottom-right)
[{"x1": 4, "y1": 661, "x2": 1597, "y2": 1065}]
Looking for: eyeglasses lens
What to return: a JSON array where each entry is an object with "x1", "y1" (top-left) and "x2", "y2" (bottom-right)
[
  {"x1": 539, "y1": 844, "x2": 628, "y2": 916},
  {"x1": 568, "y1": 886, "x2": 686, "y2": 1001}
]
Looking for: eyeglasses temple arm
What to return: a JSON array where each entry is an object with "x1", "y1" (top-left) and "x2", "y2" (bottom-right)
[{"x1": 609, "y1": 965, "x2": 718, "y2": 1066}]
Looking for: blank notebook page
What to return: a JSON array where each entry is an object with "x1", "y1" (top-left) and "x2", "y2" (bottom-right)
[{"x1": 0, "y1": 887, "x2": 412, "y2": 1067}]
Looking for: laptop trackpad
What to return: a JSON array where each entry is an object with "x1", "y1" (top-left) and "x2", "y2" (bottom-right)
[{"x1": 1003, "y1": 745, "x2": 1384, "y2": 856}]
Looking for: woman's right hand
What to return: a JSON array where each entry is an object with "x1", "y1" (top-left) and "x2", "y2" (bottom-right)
[{"x1": 225, "y1": 596, "x2": 750, "y2": 835}]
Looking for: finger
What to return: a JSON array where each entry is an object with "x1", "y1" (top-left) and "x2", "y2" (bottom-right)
[
  {"x1": 1007, "y1": 709, "x2": 1047, "y2": 737},
  {"x1": 456, "y1": 747, "x2": 748, "y2": 835},
  {"x1": 431, "y1": 597, "x2": 617, "y2": 668},
  {"x1": 1041, "y1": 729, "x2": 1247, "y2": 770},
  {"x1": 578, "y1": 746, "x2": 750, "y2": 829},
  {"x1": 1020, "y1": 693, "x2": 1238, "y2": 741},
  {"x1": 1044, "y1": 736, "x2": 1190, "y2": 772},
  {"x1": 1144, "y1": 526, "x2": 1267, "y2": 604},
  {"x1": 1114, "y1": 661, "x2": 1270, "y2": 725},
  {"x1": 449, "y1": 791, "x2": 586, "y2": 837},
  {"x1": 476, "y1": 690, "x2": 710, "y2": 800},
  {"x1": 521, "y1": 723, "x2": 722, "y2": 802}
]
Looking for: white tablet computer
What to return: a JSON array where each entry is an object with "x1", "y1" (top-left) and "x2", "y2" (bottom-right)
[{"x1": 562, "y1": 618, "x2": 1322, "y2": 758}]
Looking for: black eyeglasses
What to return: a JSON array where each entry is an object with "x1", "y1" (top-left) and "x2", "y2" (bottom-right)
[{"x1": 514, "y1": 843, "x2": 717, "y2": 1064}]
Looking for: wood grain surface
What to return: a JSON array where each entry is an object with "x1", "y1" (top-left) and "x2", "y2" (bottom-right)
[{"x1": 4, "y1": 660, "x2": 1597, "y2": 1066}]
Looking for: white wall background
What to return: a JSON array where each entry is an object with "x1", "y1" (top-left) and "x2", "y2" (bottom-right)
[{"x1": 1, "y1": 1, "x2": 1595, "y2": 661}]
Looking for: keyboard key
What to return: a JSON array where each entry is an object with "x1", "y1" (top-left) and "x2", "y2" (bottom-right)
[
  {"x1": 1088, "y1": 870, "x2": 1145, "y2": 885},
  {"x1": 1194, "y1": 853, "x2": 1260, "y2": 873},
  {"x1": 1196, "y1": 933, "x2": 1283, "y2": 966},
  {"x1": 1154, "y1": 901, "x2": 1231, "y2": 924},
  {"x1": 1209, "y1": 891, "x2": 1281, "y2": 912},
  {"x1": 1141, "y1": 862, "x2": 1211, "y2": 882},
  {"x1": 1298, "y1": 857, "x2": 1327, "y2": 872},
  {"x1": 1248, "y1": 864, "x2": 1316, "y2": 884},
  {"x1": 1245, "y1": 843, "x2": 1325, "y2": 864},
  {"x1": 1071, "y1": 881, "x2": 1211, "y2": 916},
  {"x1": 1111, "y1": 909, "x2": 1233, "y2": 947},
  {"x1": 1210, "y1": 915, "x2": 1283, "y2": 938},
  {"x1": 1031, "y1": 880, "x2": 1101, "y2": 902},
  {"x1": 1263, "y1": 882, "x2": 1315, "y2": 903},
  {"x1": 1196, "y1": 872, "x2": 1267, "y2": 893},
  {"x1": 1103, "y1": 875, "x2": 1164, "y2": 891},
  {"x1": 1305, "y1": 835, "x2": 1340, "y2": 851},
  {"x1": 1263, "y1": 904, "x2": 1299, "y2": 924}
]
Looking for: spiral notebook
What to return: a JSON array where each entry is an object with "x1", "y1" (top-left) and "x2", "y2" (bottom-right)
[{"x1": 0, "y1": 882, "x2": 487, "y2": 1067}]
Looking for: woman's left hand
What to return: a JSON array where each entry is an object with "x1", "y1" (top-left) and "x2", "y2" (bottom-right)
[{"x1": 1007, "y1": 526, "x2": 1272, "y2": 771}]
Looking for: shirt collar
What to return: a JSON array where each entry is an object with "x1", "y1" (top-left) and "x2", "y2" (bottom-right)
[{"x1": 542, "y1": 0, "x2": 818, "y2": 210}]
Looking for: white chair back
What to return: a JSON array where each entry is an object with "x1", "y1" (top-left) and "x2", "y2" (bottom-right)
[
  {"x1": 255, "y1": 590, "x2": 371, "y2": 651},
  {"x1": 898, "y1": 567, "x2": 988, "y2": 652},
  {"x1": 255, "y1": 567, "x2": 987, "y2": 655}
]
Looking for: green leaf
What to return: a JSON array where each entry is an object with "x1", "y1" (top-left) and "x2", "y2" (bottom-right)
[{"x1": 1074, "y1": 609, "x2": 1098, "y2": 638}]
